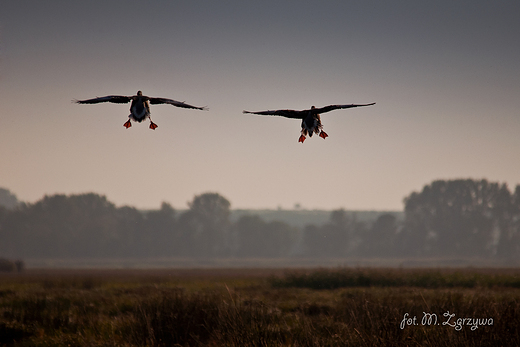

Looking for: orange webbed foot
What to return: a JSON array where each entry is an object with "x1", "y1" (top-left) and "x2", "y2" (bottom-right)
[
  {"x1": 319, "y1": 131, "x2": 328, "y2": 139},
  {"x1": 298, "y1": 135, "x2": 306, "y2": 143},
  {"x1": 149, "y1": 121, "x2": 158, "y2": 130},
  {"x1": 123, "y1": 120, "x2": 132, "y2": 128}
]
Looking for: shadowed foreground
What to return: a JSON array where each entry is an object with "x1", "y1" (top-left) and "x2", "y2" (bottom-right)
[{"x1": 1, "y1": 268, "x2": 519, "y2": 346}]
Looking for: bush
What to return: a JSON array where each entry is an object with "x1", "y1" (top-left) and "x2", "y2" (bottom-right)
[
  {"x1": 0, "y1": 258, "x2": 16, "y2": 272},
  {"x1": 0, "y1": 258, "x2": 24, "y2": 272}
]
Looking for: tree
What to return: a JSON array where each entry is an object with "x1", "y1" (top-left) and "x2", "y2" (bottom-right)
[
  {"x1": 301, "y1": 224, "x2": 323, "y2": 257},
  {"x1": 360, "y1": 214, "x2": 398, "y2": 257},
  {"x1": 402, "y1": 179, "x2": 517, "y2": 257},
  {"x1": 234, "y1": 215, "x2": 297, "y2": 257},
  {"x1": 495, "y1": 185, "x2": 520, "y2": 259},
  {"x1": 113, "y1": 205, "x2": 145, "y2": 257},
  {"x1": 302, "y1": 209, "x2": 352, "y2": 257},
  {"x1": 234, "y1": 215, "x2": 266, "y2": 257},
  {"x1": 178, "y1": 193, "x2": 231, "y2": 257},
  {"x1": 142, "y1": 202, "x2": 178, "y2": 256},
  {"x1": 1, "y1": 193, "x2": 119, "y2": 258},
  {"x1": 0, "y1": 188, "x2": 18, "y2": 209}
]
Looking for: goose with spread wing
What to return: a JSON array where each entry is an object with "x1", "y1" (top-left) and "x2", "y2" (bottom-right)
[
  {"x1": 74, "y1": 90, "x2": 208, "y2": 129},
  {"x1": 243, "y1": 103, "x2": 375, "y2": 142}
]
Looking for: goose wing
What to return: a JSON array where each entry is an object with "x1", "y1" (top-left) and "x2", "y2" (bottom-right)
[
  {"x1": 74, "y1": 95, "x2": 132, "y2": 104},
  {"x1": 242, "y1": 109, "x2": 303, "y2": 119},
  {"x1": 310, "y1": 103, "x2": 376, "y2": 114},
  {"x1": 148, "y1": 97, "x2": 208, "y2": 110}
]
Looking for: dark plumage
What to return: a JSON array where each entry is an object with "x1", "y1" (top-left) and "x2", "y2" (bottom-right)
[
  {"x1": 243, "y1": 103, "x2": 375, "y2": 142},
  {"x1": 74, "y1": 90, "x2": 208, "y2": 129}
]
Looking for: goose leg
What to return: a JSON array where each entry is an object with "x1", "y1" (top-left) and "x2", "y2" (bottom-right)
[
  {"x1": 123, "y1": 120, "x2": 132, "y2": 128},
  {"x1": 319, "y1": 131, "x2": 328, "y2": 139},
  {"x1": 298, "y1": 135, "x2": 306, "y2": 143},
  {"x1": 149, "y1": 120, "x2": 158, "y2": 130}
]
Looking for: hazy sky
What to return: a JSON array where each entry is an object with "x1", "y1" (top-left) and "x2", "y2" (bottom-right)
[{"x1": 1, "y1": 1, "x2": 519, "y2": 211}]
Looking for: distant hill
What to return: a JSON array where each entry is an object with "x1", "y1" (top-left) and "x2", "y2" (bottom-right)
[
  {"x1": 169, "y1": 209, "x2": 404, "y2": 228},
  {"x1": 230, "y1": 209, "x2": 404, "y2": 228}
]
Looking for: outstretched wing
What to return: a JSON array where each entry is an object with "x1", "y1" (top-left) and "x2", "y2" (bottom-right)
[
  {"x1": 242, "y1": 109, "x2": 303, "y2": 119},
  {"x1": 74, "y1": 95, "x2": 132, "y2": 104},
  {"x1": 148, "y1": 97, "x2": 208, "y2": 110},
  {"x1": 311, "y1": 103, "x2": 376, "y2": 114}
]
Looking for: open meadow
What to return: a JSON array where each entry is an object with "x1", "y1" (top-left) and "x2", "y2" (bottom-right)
[{"x1": 1, "y1": 267, "x2": 519, "y2": 346}]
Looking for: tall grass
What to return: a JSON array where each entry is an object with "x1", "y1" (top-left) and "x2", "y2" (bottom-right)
[
  {"x1": 131, "y1": 291, "x2": 294, "y2": 346},
  {"x1": 1, "y1": 268, "x2": 519, "y2": 346},
  {"x1": 270, "y1": 267, "x2": 520, "y2": 289}
]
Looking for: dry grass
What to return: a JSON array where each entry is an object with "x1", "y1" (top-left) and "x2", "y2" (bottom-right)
[{"x1": 1, "y1": 268, "x2": 519, "y2": 346}]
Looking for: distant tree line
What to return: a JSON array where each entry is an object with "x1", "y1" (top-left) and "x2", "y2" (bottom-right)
[
  {"x1": 0, "y1": 192, "x2": 298, "y2": 259},
  {"x1": 399, "y1": 179, "x2": 520, "y2": 259},
  {"x1": 0, "y1": 179, "x2": 519, "y2": 260}
]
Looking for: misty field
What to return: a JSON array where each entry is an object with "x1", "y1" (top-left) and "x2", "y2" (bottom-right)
[{"x1": 1, "y1": 268, "x2": 519, "y2": 346}]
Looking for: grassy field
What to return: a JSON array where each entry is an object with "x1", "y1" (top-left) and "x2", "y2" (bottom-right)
[{"x1": 1, "y1": 267, "x2": 519, "y2": 346}]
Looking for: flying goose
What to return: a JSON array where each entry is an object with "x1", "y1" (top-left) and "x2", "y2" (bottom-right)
[
  {"x1": 74, "y1": 90, "x2": 208, "y2": 129},
  {"x1": 243, "y1": 103, "x2": 375, "y2": 142}
]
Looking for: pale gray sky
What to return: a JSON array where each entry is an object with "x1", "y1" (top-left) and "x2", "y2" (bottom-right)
[{"x1": 1, "y1": 0, "x2": 519, "y2": 210}]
